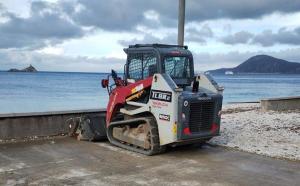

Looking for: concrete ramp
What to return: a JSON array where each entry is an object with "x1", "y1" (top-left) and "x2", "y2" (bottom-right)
[{"x1": 0, "y1": 138, "x2": 299, "y2": 185}]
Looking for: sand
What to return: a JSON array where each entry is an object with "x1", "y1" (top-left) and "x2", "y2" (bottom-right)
[{"x1": 210, "y1": 103, "x2": 300, "y2": 161}]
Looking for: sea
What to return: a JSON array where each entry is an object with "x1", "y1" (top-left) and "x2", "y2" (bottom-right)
[{"x1": 0, "y1": 71, "x2": 299, "y2": 114}]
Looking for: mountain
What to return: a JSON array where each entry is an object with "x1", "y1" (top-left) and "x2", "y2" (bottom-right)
[
  {"x1": 208, "y1": 55, "x2": 300, "y2": 74},
  {"x1": 8, "y1": 65, "x2": 38, "y2": 72}
]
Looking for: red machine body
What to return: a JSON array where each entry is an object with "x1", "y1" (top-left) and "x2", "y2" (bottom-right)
[{"x1": 106, "y1": 76, "x2": 153, "y2": 125}]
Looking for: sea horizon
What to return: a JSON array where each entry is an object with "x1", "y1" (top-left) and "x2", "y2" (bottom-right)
[
  {"x1": 1, "y1": 69, "x2": 300, "y2": 75},
  {"x1": 0, "y1": 71, "x2": 299, "y2": 114}
]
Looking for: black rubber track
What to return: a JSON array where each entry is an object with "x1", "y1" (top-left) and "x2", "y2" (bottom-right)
[{"x1": 107, "y1": 117, "x2": 166, "y2": 155}]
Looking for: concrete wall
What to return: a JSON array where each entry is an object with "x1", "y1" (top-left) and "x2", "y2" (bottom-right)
[
  {"x1": 0, "y1": 109, "x2": 106, "y2": 140},
  {"x1": 261, "y1": 96, "x2": 300, "y2": 111}
]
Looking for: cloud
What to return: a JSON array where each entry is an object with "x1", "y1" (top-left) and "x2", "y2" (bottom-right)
[
  {"x1": 0, "y1": 3, "x2": 3, "y2": 12},
  {"x1": 252, "y1": 27, "x2": 300, "y2": 46},
  {"x1": 221, "y1": 27, "x2": 300, "y2": 46},
  {"x1": 221, "y1": 31, "x2": 253, "y2": 44},
  {"x1": 1, "y1": 0, "x2": 300, "y2": 50},
  {"x1": 118, "y1": 34, "x2": 177, "y2": 47},
  {"x1": 186, "y1": 25, "x2": 214, "y2": 43},
  {"x1": 185, "y1": 0, "x2": 300, "y2": 21},
  {"x1": 118, "y1": 25, "x2": 214, "y2": 46},
  {"x1": 69, "y1": 0, "x2": 300, "y2": 31},
  {"x1": 0, "y1": 1, "x2": 84, "y2": 49},
  {"x1": 70, "y1": 0, "x2": 150, "y2": 31}
]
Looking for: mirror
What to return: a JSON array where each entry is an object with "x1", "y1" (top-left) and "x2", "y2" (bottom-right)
[
  {"x1": 111, "y1": 69, "x2": 118, "y2": 80},
  {"x1": 101, "y1": 79, "x2": 109, "y2": 88}
]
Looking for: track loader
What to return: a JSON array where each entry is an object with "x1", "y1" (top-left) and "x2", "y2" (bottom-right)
[{"x1": 100, "y1": 44, "x2": 223, "y2": 155}]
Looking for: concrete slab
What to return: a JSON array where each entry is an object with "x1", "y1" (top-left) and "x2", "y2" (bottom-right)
[
  {"x1": 0, "y1": 110, "x2": 106, "y2": 140},
  {"x1": 0, "y1": 137, "x2": 299, "y2": 186},
  {"x1": 261, "y1": 96, "x2": 300, "y2": 111}
]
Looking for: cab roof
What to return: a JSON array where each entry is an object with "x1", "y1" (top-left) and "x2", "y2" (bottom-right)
[{"x1": 124, "y1": 43, "x2": 192, "y2": 56}]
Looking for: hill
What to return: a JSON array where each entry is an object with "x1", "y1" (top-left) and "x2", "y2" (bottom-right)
[
  {"x1": 8, "y1": 65, "x2": 38, "y2": 72},
  {"x1": 208, "y1": 55, "x2": 300, "y2": 74}
]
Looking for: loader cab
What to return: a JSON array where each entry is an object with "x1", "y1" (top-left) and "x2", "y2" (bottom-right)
[{"x1": 124, "y1": 44, "x2": 194, "y2": 87}]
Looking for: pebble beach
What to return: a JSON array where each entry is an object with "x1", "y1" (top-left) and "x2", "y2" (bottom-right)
[{"x1": 210, "y1": 103, "x2": 300, "y2": 161}]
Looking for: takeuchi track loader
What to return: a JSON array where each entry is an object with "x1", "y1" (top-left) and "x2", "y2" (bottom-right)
[
  {"x1": 69, "y1": 44, "x2": 223, "y2": 155},
  {"x1": 98, "y1": 44, "x2": 223, "y2": 155}
]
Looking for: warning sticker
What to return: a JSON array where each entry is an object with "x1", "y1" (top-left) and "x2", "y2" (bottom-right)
[{"x1": 159, "y1": 114, "x2": 170, "y2": 121}]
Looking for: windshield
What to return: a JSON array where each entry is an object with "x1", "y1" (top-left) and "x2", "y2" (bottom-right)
[{"x1": 163, "y1": 56, "x2": 191, "y2": 78}]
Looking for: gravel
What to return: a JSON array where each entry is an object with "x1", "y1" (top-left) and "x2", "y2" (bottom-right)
[{"x1": 210, "y1": 103, "x2": 300, "y2": 161}]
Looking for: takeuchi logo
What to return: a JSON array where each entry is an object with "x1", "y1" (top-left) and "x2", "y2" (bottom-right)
[{"x1": 150, "y1": 90, "x2": 172, "y2": 102}]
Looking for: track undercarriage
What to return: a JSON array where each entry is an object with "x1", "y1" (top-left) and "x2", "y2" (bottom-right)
[{"x1": 107, "y1": 116, "x2": 165, "y2": 155}]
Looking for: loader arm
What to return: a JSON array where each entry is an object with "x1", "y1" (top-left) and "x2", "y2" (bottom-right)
[{"x1": 106, "y1": 76, "x2": 153, "y2": 124}]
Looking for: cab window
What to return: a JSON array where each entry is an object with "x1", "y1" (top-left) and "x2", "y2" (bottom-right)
[
  {"x1": 143, "y1": 53, "x2": 157, "y2": 78},
  {"x1": 128, "y1": 53, "x2": 143, "y2": 80},
  {"x1": 163, "y1": 56, "x2": 191, "y2": 78},
  {"x1": 127, "y1": 53, "x2": 157, "y2": 80}
]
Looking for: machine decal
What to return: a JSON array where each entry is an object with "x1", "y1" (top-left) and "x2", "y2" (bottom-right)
[
  {"x1": 109, "y1": 92, "x2": 118, "y2": 113},
  {"x1": 151, "y1": 100, "x2": 168, "y2": 108},
  {"x1": 150, "y1": 90, "x2": 172, "y2": 102},
  {"x1": 159, "y1": 114, "x2": 170, "y2": 121},
  {"x1": 183, "y1": 100, "x2": 188, "y2": 107},
  {"x1": 126, "y1": 90, "x2": 144, "y2": 101},
  {"x1": 131, "y1": 84, "x2": 144, "y2": 94}
]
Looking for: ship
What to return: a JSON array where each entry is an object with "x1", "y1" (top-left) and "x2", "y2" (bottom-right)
[{"x1": 225, "y1": 71, "x2": 234, "y2": 75}]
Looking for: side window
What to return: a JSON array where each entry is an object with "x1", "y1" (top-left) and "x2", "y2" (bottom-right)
[
  {"x1": 143, "y1": 53, "x2": 157, "y2": 78},
  {"x1": 163, "y1": 57, "x2": 191, "y2": 78},
  {"x1": 128, "y1": 52, "x2": 157, "y2": 80},
  {"x1": 128, "y1": 54, "x2": 143, "y2": 80}
]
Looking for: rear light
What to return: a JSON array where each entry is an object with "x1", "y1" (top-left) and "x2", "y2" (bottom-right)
[
  {"x1": 183, "y1": 127, "x2": 191, "y2": 135},
  {"x1": 210, "y1": 123, "x2": 219, "y2": 133}
]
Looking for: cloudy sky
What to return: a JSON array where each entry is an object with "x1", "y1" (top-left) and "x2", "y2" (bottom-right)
[{"x1": 1, "y1": 0, "x2": 300, "y2": 72}]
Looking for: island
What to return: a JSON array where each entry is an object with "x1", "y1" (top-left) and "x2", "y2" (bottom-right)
[
  {"x1": 8, "y1": 65, "x2": 38, "y2": 72},
  {"x1": 207, "y1": 55, "x2": 300, "y2": 74}
]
